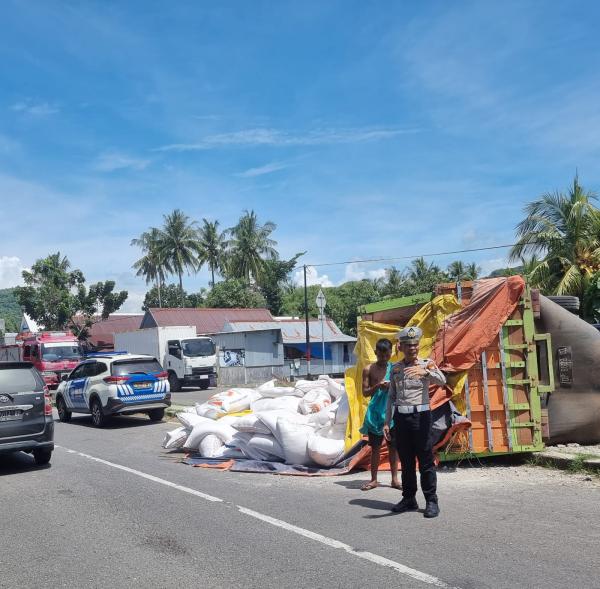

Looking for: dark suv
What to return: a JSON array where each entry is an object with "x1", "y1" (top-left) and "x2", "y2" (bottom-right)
[{"x1": 0, "y1": 362, "x2": 54, "y2": 465}]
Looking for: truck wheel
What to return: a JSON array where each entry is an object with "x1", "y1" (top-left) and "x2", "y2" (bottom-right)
[
  {"x1": 90, "y1": 398, "x2": 108, "y2": 428},
  {"x1": 148, "y1": 408, "x2": 165, "y2": 422},
  {"x1": 168, "y1": 372, "x2": 181, "y2": 392},
  {"x1": 33, "y1": 448, "x2": 52, "y2": 466},
  {"x1": 56, "y1": 396, "x2": 72, "y2": 423},
  {"x1": 199, "y1": 381, "x2": 210, "y2": 390}
]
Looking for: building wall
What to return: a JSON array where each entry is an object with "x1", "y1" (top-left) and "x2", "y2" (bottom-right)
[{"x1": 211, "y1": 330, "x2": 284, "y2": 368}]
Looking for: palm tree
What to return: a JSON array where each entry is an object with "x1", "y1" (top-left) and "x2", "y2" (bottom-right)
[
  {"x1": 510, "y1": 176, "x2": 600, "y2": 306},
  {"x1": 226, "y1": 210, "x2": 278, "y2": 283},
  {"x1": 196, "y1": 219, "x2": 227, "y2": 288},
  {"x1": 465, "y1": 262, "x2": 481, "y2": 280},
  {"x1": 155, "y1": 209, "x2": 200, "y2": 306},
  {"x1": 131, "y1": 228, "x2": 169, "y2": 307},
  {"x1": 447, "y1": 261, "x2": 466, "y2": 281}
]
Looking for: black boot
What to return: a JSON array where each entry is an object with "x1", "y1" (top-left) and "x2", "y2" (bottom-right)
[
  {"x1": 423, "y1": 501, "x2": 440, "y2": 518},
  {"x1": 392, "y1": 497, "x2": 419, "y2": 513}
]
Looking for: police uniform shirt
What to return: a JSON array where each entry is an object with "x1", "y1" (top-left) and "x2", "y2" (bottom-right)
[{"x1": 385, "y1": 359, "x2": 446, "y2": 425}]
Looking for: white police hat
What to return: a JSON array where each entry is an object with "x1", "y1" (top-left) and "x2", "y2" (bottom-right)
[{"x1": 398, "y1": 326, "x2": 422, "y2": 344}]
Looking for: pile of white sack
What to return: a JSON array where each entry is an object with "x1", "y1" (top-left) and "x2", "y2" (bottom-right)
[{"x1": 162, "y1": 375, "x2": 349, "y2": 467}]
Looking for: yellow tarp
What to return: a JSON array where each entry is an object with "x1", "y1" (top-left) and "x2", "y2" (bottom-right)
[{"x1": 344, "y1": 294, "x2": 464, "y2": 451}]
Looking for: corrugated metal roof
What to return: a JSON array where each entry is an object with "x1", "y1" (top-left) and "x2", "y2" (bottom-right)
[
  {"x1": 224, "y1": 319, "x2": 356, "y2": 343},
  {"x1": 88, "y1": 314, "x2": 144, "y2": 348},
  {"x1": 146, "y1": 307, "x2": 274, "y2": 335}
]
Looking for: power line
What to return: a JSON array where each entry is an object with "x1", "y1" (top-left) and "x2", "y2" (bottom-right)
[{"x1": 306, "y1": 241, "x2": 535, "y2": 269}]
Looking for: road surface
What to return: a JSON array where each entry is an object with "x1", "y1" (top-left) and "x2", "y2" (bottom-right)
[{"x1": 1, "y1": 412, "x2": 598, "y2": 589}]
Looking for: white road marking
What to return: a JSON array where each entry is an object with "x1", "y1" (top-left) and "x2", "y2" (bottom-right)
[
  {"x1": 57, "y1": 445, "x2": 458, "y2": 588},
  {"x1": 56, "y1": 445, "x2": 222, "y2": 503}
]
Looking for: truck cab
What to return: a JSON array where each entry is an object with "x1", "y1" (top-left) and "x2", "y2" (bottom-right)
[{"x1": 165, "y1": 336, "x2": 217, "y2": 391}]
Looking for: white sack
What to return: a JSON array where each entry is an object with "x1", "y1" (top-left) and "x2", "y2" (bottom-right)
[
  {"x1": 177, "y1": 412, "x2": 212, "y2": 429},
  {"x1": 217, "y1": 414, "x2": 242, "y2": 427},
  {"x1": 251, "y1": 395, "x2": 301, "y2": 413},
  {"x1": 206, "y1": 388, "x2": 260, "y2": 414},
  {"x1": 306, "y1": 399, "x2": 338, "y2": 427},
  {"x1": 334, "y1": 392, "x2": 349, "y2": 425},
  {"x1": 317, "y1": 423, "x2": 347, "y2": 440},
  {"x1": 247, "y1": 434, "x2": 285, "y2": 461},
  {"x1": 317, "y1": 375, "x2": 345, "y2": 400},
  {"x1": 307, "y1": 433, "x2": 345, "y2": 467},
  {"x1": 294, "y1": 379, "x2": 329, "y2": 396},
  {"x1": 195, "y1": 402, "x2": 223, "y2": 420},
  {"x1": 162, "y1": 426, "x2": 189, "y2": 449},
  {"x1": 257, "y1": 410, "x2": 310, "y2": 438},
  {"x1": 199, "y1": 434, "x2": 225, "y2": 458},
  {"x1": 184, "y1": 420, "x2": 237, "y2": 451},
  {"x1": 298, "y1": 387, "x2": 332, "y2": 415},
  {"x1": 257, "y1": 379, "x2": 299, "y2": 398},
  {"x1": 234, "y1": 413, "x2": 271, "y2": 434},
  {"x1": 276, "y1": 418, "x2": 314, "y2": 465}
]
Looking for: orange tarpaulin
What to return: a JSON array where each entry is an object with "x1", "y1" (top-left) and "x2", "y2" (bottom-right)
[{"x1": 432, "y1": 276, "x2": 525, "y2": 372}]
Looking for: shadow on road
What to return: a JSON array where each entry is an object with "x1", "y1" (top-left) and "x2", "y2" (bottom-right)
[{"x1": 0, "y1": 451, "x2": 51, "y2": 476}]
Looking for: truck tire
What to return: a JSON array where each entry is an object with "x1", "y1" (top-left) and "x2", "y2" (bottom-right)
[
  {"x1": 148, "y1": 408, "x2": 165, "y2": 421},
  {"x1": 168, "y1": 372, "x2": 182, "y2": 392},
  {"x1": 199, "y1": 381, "x2": 210, "y2": 390},
  {"x1": 90, "y1": 397, "x2": 109, "y2": 428},
  {"x1": 56, "y1": 395, "x2": 72, "y2": 423},
  {"x1": 33, "y1": 448, "x2": 52, "y2": 466}
]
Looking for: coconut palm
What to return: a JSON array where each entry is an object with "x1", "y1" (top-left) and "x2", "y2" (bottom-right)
[
  {"x1": 465, "y1": 262, "x2": 481, "y2": 280},
  {"x1": 196, "y1": 219, "x2": 227, "y2": 288},
  {"x1": 226, "y1": 210, "x2": 278, "y2": 283},
  {"x1": 510, "y1": 176, "x2": 600, "y2": 305},
  {"x1": 447, "y1": 261, "x2": 466, "y2": 281},
  {"x1": 155, "y1": 209, "x2": 200, "y2": 306},
  {"x1": 131, "y1": 228, "x2": 169, "y2": 307}
]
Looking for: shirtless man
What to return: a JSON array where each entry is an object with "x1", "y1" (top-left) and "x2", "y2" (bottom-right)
[{"x1": 359, "y1": 338, "x2": 400, "y2": 491}]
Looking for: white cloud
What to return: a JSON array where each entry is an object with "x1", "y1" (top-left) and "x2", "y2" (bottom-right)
[
  {"x1": 342, "y1": 263, "x2": 386, "y2": 283},
  {"x1": 0, "y1": 256, "x2": 27, "y2": 289},
  {"x1": 93, "y1": 151, "x2": 151, "y2": 172},
  {"x1": 156, "y1": 126, "x2": 416, "y2": 152},
  {"x1": 292, "y1": 266, "x2": 334, "y2": 288},
  {"x1": 11, "y1": 100, "x2": 59, "y2": 116},
  {"x1": 479, "y1": 257, "x2": 510, "y2": 277},
  {"x1": 117, "y1": 290, "x2": 146, "y2": 313},
  {"x1": 235, "y1": 161, "x2": 288, "y2": 178}
]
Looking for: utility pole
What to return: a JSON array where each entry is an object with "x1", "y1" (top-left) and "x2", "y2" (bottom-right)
[
  {"x1": 303, "y1": 265, "x2": 311, "y2": 377},
  {"x1": 316, "y1": 288, "x2": 326, "y2": 376}
]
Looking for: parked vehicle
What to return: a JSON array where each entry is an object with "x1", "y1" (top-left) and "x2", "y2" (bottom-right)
[
  {"x1": 0, "y1": 332, "x2": 84, "y2": 389},
  {"x1": 55, "y1": 352, "x2": 171, "y2": 427},
  {"x1": 115, "y1": 326, "x2": 217, "y2": 392},
  {"x1": 0, "y1": 362, "x2": 54, "y2": 465}
]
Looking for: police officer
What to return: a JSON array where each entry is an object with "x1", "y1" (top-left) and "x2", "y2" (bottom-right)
[{"x1": 383, "y1": 326, "x2": 446, "y2": 518}]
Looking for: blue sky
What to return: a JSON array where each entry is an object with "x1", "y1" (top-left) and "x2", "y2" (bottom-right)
[{"x1": 1, "y1": 1, "x2": 600, "y2": 311}]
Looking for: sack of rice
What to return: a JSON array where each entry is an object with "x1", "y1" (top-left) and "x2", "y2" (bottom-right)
[
  {"x1": 298, "y1": 387, "x2": 332, "y2": 415},
  {"x1": 276, "y1": 417, "x2": 315, "y2": 465},
  {"x1": 257, "y1": 379, "x2": 298, "y2": 398}
]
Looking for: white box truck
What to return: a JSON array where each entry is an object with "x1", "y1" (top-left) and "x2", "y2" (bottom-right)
[{"x1": 114, "y1": 326, "x2": 217, "y2": 392}]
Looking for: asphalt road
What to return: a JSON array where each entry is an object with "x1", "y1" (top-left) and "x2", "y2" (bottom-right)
[{"x1": 2, "y1": 413, "x2": 599, "y2": 589}]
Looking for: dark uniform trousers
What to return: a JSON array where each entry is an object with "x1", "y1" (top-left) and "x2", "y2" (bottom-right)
[{"x1": 393, "y1": 409, "x2": 437, "y2": 503}]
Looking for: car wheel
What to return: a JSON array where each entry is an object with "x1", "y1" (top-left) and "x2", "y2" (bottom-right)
[
  {"x1": 56, "y1": 396, "x2": 72, "y2": 423},
  {"x1": 90, "y1": 398, "x2": 108, "y2": 428},
  {"x1": 148, "y1": 408, "x2": 165, "y2": 422},
  {"x1": 168, "y1": 372, "x2": 181, "y2": 392},
  {"x1": 33, "y1": 448, "x2": 52, "y2": 466}
]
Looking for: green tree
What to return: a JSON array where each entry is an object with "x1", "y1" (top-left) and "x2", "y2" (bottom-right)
[
  {"x1": 0, "y1": 288, "x2": 23, "y2": 332},
  {"x1": 257, "y1": 253, "x2": 304, "y2": 315},
  {"x1": 226, "y1": 210, "x2": 278, "y2": 283},
  {"x1": 131, "y1": 227, "x2": 169, "y2": 307},
  {"x1": 404, "y1": 257, "x2": 448, "y2": 294},
  {"x1": 510, "y1": 176, "x2": 600, "y2": 311},
  {"x1": 70, "y1": 281, "x2": 129, "y2": 341},
  {"x1": 380, "y1": 266, "x2": 405, "y2": 298},
  {"x1": 447, "y1": 260, "x2": 481, "y2": 281},
  {"x1": 196, "y1": 219, "x2": 227, "y2": 287},
  {"x1": 143, "y1": 284, "x2": 206, "y2": 310},
  {"x1": 156, "y1": 209, "x2": 200, "y2": 307},
  {"x1": 14, "y1": 252, "x2": 85, "y2": 330},
  {"x1": 14, "y1": 252, "x2": 127, "y2": 338},
  {"x1": 204, "y1": 279, "x2": 266, "y2": 309}
]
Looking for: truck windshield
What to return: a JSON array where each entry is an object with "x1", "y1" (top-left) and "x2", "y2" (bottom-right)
[
  {"x1": 181, "y1": 339, "x2": 215, "y2": 358},
  {"x1": 41, "y1": 343, "x2": 83, "y2": 361}
]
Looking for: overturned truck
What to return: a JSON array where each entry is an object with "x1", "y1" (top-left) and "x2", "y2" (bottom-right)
[{"x1": 356, "y1": 276, "x2": 600, "y2": 460}]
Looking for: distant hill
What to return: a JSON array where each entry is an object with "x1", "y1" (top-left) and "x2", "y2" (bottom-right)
[
  {"x1": 0, "y1": 288, "x2": 22, "y2": 332},
  {"x1": 487, "y1": 266, "x2": 524, "y2": 278}
]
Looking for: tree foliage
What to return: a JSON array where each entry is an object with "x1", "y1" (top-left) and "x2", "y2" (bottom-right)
[
  {"x1": 143, "y1": 283, "x2": 206, "y2": 310},
  {"x1": 196, "y1": 219, "x2": 227, "y2": 287},
  {"x1": 14, "y1": 252, "x2": 127, "y2": 339},
  {"x1": 204, "y1": 279, "x2": 266, "y2": 309},
  {"x1": 257, "y1": 253, "x2": 304, "y2": 315}
]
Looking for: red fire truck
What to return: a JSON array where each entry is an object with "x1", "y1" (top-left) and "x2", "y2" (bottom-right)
[{"x1": 0, "y1": 332, "x2": 84, "y2": 389}]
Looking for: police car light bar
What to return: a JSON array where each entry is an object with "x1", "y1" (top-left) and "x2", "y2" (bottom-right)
[{"x1": 84, "y1": 351, "x2": 129, "y2": 358}]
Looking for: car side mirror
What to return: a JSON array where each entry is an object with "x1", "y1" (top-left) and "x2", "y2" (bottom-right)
[{"x1": 61, "y1": 374, "x2": 69, "y2": 382}]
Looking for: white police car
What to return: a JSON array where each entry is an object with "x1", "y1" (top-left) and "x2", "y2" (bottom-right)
[{"x1": 55, "y1": 352, "x2": 171, "y2": 427}]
